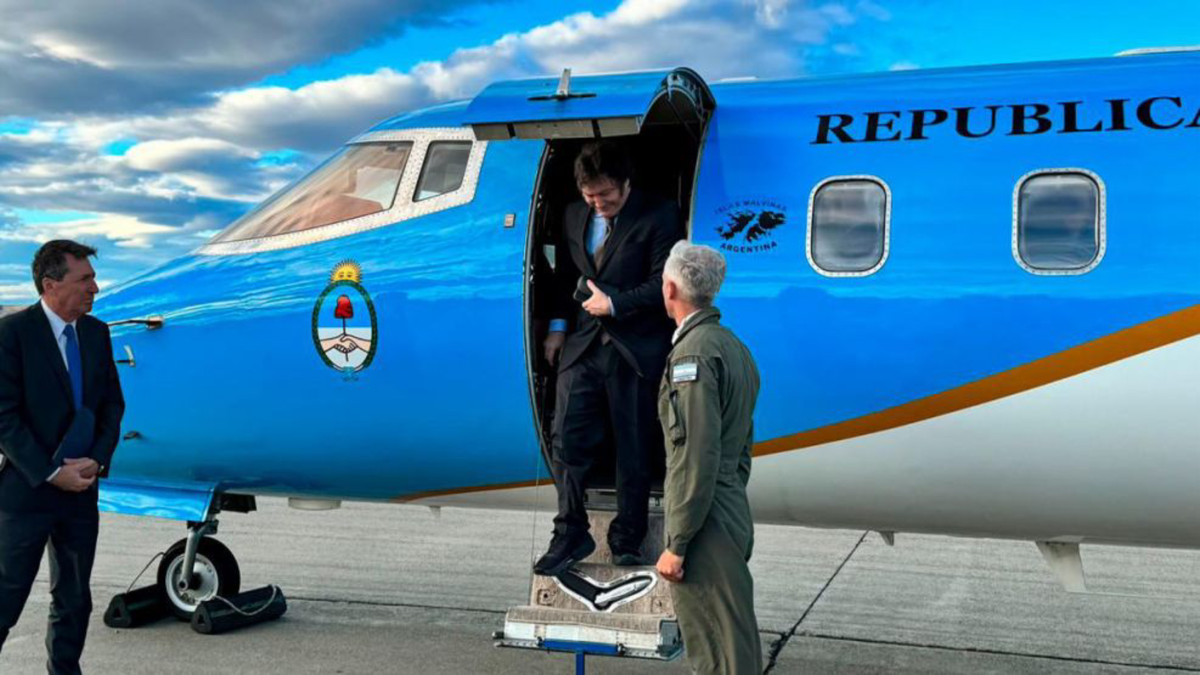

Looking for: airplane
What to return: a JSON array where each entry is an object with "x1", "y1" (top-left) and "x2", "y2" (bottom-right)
[{"x1": 57, "y1": 47, "x2": 1200, "y2": 620}]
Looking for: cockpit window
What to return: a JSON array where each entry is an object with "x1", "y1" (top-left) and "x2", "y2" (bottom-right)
[
  {"x1": 212, "y1": 142, "x2": 413, "y2": 243},
  {"x1": 198, "y1": 130, "x2": 485, "y2": 256},
  {"x1": 414, "y1": 142, "x2": 472, "y2": 201}
]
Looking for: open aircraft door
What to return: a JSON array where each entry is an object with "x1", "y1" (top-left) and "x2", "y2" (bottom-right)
[
  {"x1": 463, "y1": 67, "x2": 715, "y2": 482},
  {"x1": 464, "y1": 67, "x2": 713, "y2": 141}
]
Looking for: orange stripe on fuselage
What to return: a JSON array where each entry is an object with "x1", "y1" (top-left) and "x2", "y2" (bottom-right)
[
  {"x1": 391, "y1": 478, "x2": 542, "y2": 503},
  {"x1": 753, "y1": 303, "x2": 1200, "y2": 457},
  {"x1": 390, "y1": 305, "x2": 1200, "y2": 501}
]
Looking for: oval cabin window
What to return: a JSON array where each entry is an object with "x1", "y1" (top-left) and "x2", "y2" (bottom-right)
[
  {"x1": 808, "y1": 177, "x2": 890, "y2": 276},
  {"x1": 1015, "y1": 170, "x2": 1104, "y2": 274}
]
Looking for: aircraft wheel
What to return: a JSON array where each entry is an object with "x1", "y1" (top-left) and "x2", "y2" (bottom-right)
[{"x1": 157, "y1": 537, "x2": 242, "y2": 621}]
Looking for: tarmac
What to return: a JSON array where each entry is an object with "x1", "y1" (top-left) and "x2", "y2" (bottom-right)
[{"x1": 3, "y1": 497, "x2": 1200, "y2": 673}]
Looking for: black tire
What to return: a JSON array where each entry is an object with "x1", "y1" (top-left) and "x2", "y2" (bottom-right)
[{"x1": 156, "y1": 537, "x2": 242, "y2": 621}]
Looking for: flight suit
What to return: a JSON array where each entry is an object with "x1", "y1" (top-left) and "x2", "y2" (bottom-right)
[{"x1": 658, "y1": 307, "x2": 762, "y2": 675}]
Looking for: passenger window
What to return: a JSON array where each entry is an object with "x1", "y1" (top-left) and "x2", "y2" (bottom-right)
[
  {"x1": 1015, "y1": 171, "x2": 1103, "y2": 273},
  {"x1": 808, "y1": 178, "x2": 889, "y2": 275},
  {"x1": 213, "y1": 142, "x2": 412, "y2": 243},
  {"x1": 414, "y1": 142, "x2": 472, "y2": 201}
]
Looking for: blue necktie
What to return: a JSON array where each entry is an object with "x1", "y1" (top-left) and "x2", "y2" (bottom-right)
[{"x1": 63, "y1": 324, "x2": 83, "y2": 410}]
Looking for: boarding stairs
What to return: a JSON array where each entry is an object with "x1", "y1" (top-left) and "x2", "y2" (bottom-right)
[{"x1": 495, "y1": 495, "x2": 682, "y2": 668}]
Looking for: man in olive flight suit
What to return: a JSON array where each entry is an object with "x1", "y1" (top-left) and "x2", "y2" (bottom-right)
[{"x1": 655, "y1": 241, "x2": 762, "y2": 675}]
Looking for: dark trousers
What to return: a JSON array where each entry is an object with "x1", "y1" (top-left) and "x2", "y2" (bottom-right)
[
  {"x1": 0, "y1": 509, "x2": 99, "y2": 675},
  {"x1": 551, "y1": 339, "x2": 663, "y2": 550}
]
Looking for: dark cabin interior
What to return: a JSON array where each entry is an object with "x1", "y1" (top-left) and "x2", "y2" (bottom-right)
[{"x1": 526, "y1": 94, "x2": 709, "y2": 496}]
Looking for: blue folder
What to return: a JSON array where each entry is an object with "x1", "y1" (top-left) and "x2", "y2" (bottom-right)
[{"x1": 52, "y1": 407, "x2": 95, "y2": 465}]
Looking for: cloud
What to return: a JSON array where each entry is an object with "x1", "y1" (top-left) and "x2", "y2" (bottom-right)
[
  {"x1": 122, "y1": 138, "x2": 286, "y2": 201},
  {"x1": 0, "y1": 283, "x2": 34, "y2": 304},
  {"x1": 13, "y1": 0, "x2": 891, "y2": 157},
  {"x1": 0, "y1": 204, "x2": 189, "y2": 302},
  {"x1": 0, "y1": 206, "x2": 20, "y2": 228},
  {"x1": 0, "y1": 0, "x2": 496, "y2": 116},
  {"x1": 0, "y1": 125, "x2": 299, "y2": 230},
  {"x1": 170, "y1": 71, "x2": 428, "y2": 152},
  {"x1": 79, "y1": 0, "x2": 886, "y2": 154},
  {"x1": 0, "y1": 210, "x2": 205, "y2": 299},
  {"x1": 855, "y1": 0, "x2": 892, "y2": 21},
  {"x1": 1, "y1": 0, "x2": 891, "y2": 287},
  {"x1": 0, "y1": 213, "x2": 175, "y2": 248},
  {"x1": 124, "y1": 138, "x2": 256, "y2": 173},
  {"x1": 0, "y1": 129, "x2": 75, "y2": 168}
]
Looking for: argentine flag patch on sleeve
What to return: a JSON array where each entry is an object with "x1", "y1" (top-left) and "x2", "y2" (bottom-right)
[{"x1": 671, "y1": 362, "x2": 698, "y2": 384}]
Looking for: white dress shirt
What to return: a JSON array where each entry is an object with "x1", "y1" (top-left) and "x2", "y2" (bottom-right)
[
  {"x1": 550, "y1": 211, "x2": 618, "y2": 333},
  {"x1": 41, "y1": 299, "x2": 78, "y2": 371},
  {"x1": 40, "y1": 299, "x2": 80, "y2": 483}
]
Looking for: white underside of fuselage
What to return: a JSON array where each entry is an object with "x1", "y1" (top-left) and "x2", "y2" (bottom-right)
[{"x1": 416, "y1": 334, "x2": 1200, "y2": 549}]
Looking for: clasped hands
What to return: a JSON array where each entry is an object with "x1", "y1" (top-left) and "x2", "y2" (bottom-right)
[
  {"x1": 320, "y1": 334, "x2": 371, "y2": 355},
  {"x1": 50, "y1": 457, "x2": 99, "y2": 493}
]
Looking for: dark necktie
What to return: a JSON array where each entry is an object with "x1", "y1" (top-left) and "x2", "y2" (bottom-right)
[
  {"x1": 593, "y1": 216, "x2": 612, "y2": 268},
  {"x1": 63, "y1": 324, "x2": 83, "y2": 410}
]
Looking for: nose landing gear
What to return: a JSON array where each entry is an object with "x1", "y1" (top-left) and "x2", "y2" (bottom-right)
[
  {"x1": 157, "y1": 520, "x2": 242, "y2": 621},
  {"x1": 106, "y1": 493, "x2": 284, "y2": 632}
]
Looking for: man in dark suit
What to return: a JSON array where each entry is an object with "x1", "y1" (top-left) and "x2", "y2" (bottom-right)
[
  {"x1": 0, "y1": 240, "x2": 125, "y2": 675},
  {"x1": 535, "y1": 142, "x2": 684, "y2": 575}
]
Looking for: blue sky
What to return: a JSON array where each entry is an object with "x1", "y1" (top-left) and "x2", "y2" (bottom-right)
[{"x1": 1, "y1": 0, "x2": 1197, "y2": 303}]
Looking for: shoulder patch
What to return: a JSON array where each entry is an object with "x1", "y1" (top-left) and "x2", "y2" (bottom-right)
[{"x1": 671, "y1": 362, "x2": 699, "y2": 384}]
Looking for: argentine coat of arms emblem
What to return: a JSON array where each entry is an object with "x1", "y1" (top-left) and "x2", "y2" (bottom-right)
[{"x1": 312, "y1": 261, "x2": 377, "y2": 379}]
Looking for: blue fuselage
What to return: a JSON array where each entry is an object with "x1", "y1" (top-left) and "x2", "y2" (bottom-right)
[{"x1": 97, "y1": 53, "x2": 1200, "y2": 527}]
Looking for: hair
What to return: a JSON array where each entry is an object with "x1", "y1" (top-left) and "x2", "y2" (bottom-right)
[
  {"x1": 573, "y1": 141, "x2": 634, "y2": 189},
  {"x1": 664, "y1": 241, "x2": 726, "y2": 308},
  {"x1": 32, "y1": 240, "x2": 97, "y2": 295}
]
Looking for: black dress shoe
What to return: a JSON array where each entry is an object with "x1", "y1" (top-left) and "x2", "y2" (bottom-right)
[
  {"x1": 610, "y1": 543, "x2": 644, "y2": 566},
  {"x1": 533, "y1": 533, "x2": 596, "y2": 576},
  {"x1": 611, "y1": 550, "x2": 644, "y2": 566}
]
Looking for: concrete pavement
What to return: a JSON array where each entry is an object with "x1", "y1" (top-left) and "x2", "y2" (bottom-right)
[{"x1": 2, "y1": 498, "x2": 1199, "y2": 673}]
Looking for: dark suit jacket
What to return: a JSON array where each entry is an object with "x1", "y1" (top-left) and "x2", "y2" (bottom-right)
[
  {"x1": 0, "y1": 303, "x2": 124, "y2": 514},
  {"x1": 554, "y1": 189, "x2": 684, "y2": 378}
]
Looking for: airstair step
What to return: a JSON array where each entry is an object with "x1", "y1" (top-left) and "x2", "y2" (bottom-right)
[
  {"x1": 496, "y1": 506, "x2": 681, "y2": 660},
  {"x1": 574, "y1": 508, "x2": 666, "y2": 566},
  {"x1": 499, "y1": 607, "x2": 682, "y2": 660},
  {"x1": 529, "y1": 563, "x2": 674, "y2": 614}
]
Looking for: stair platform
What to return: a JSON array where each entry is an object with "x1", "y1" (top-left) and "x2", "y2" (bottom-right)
[{"x1": 495, "y1": 506, "x2": 682, "y2": 662}]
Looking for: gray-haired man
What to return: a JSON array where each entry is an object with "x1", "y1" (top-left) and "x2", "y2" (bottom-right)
[{"x1": 655, "y1": 241, "x2": 762, "y2": 674}]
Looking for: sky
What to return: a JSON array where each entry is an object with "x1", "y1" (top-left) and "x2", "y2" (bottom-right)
[{"x1": 1, "y1": 0, "x2": 1197, "y2": 303}]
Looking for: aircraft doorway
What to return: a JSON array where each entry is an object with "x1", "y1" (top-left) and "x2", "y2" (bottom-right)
[
  {"x1": 465, "y1": 67, "x2": 714, "y2": 493},
  {"x1": 518, "y1": 77, "x2": 713, "y2": 494}
]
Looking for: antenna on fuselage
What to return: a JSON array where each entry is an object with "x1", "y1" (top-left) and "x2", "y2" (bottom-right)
[
  {"x1": 555, "y1": 68, "x2": 572, "y2": 99},
  {"x1": 527, "y1": 67, "x2": 595, "y2": 102}
]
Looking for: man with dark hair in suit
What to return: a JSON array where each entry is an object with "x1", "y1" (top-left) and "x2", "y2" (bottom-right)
[
  {"x1": 0, "y1": 240, "x2": 125, "y2": 675},
  {"x1": 535, "y1": 141, "x2": 684, "y2": 575}
]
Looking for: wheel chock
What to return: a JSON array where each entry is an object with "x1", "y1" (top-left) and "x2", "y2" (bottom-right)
[
  {"x1": 191, "y1": 585, "x2": 288, "y2": 635},
  {"x1": 103, "y1": 585, "x2": 169, "y2": 628}
]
